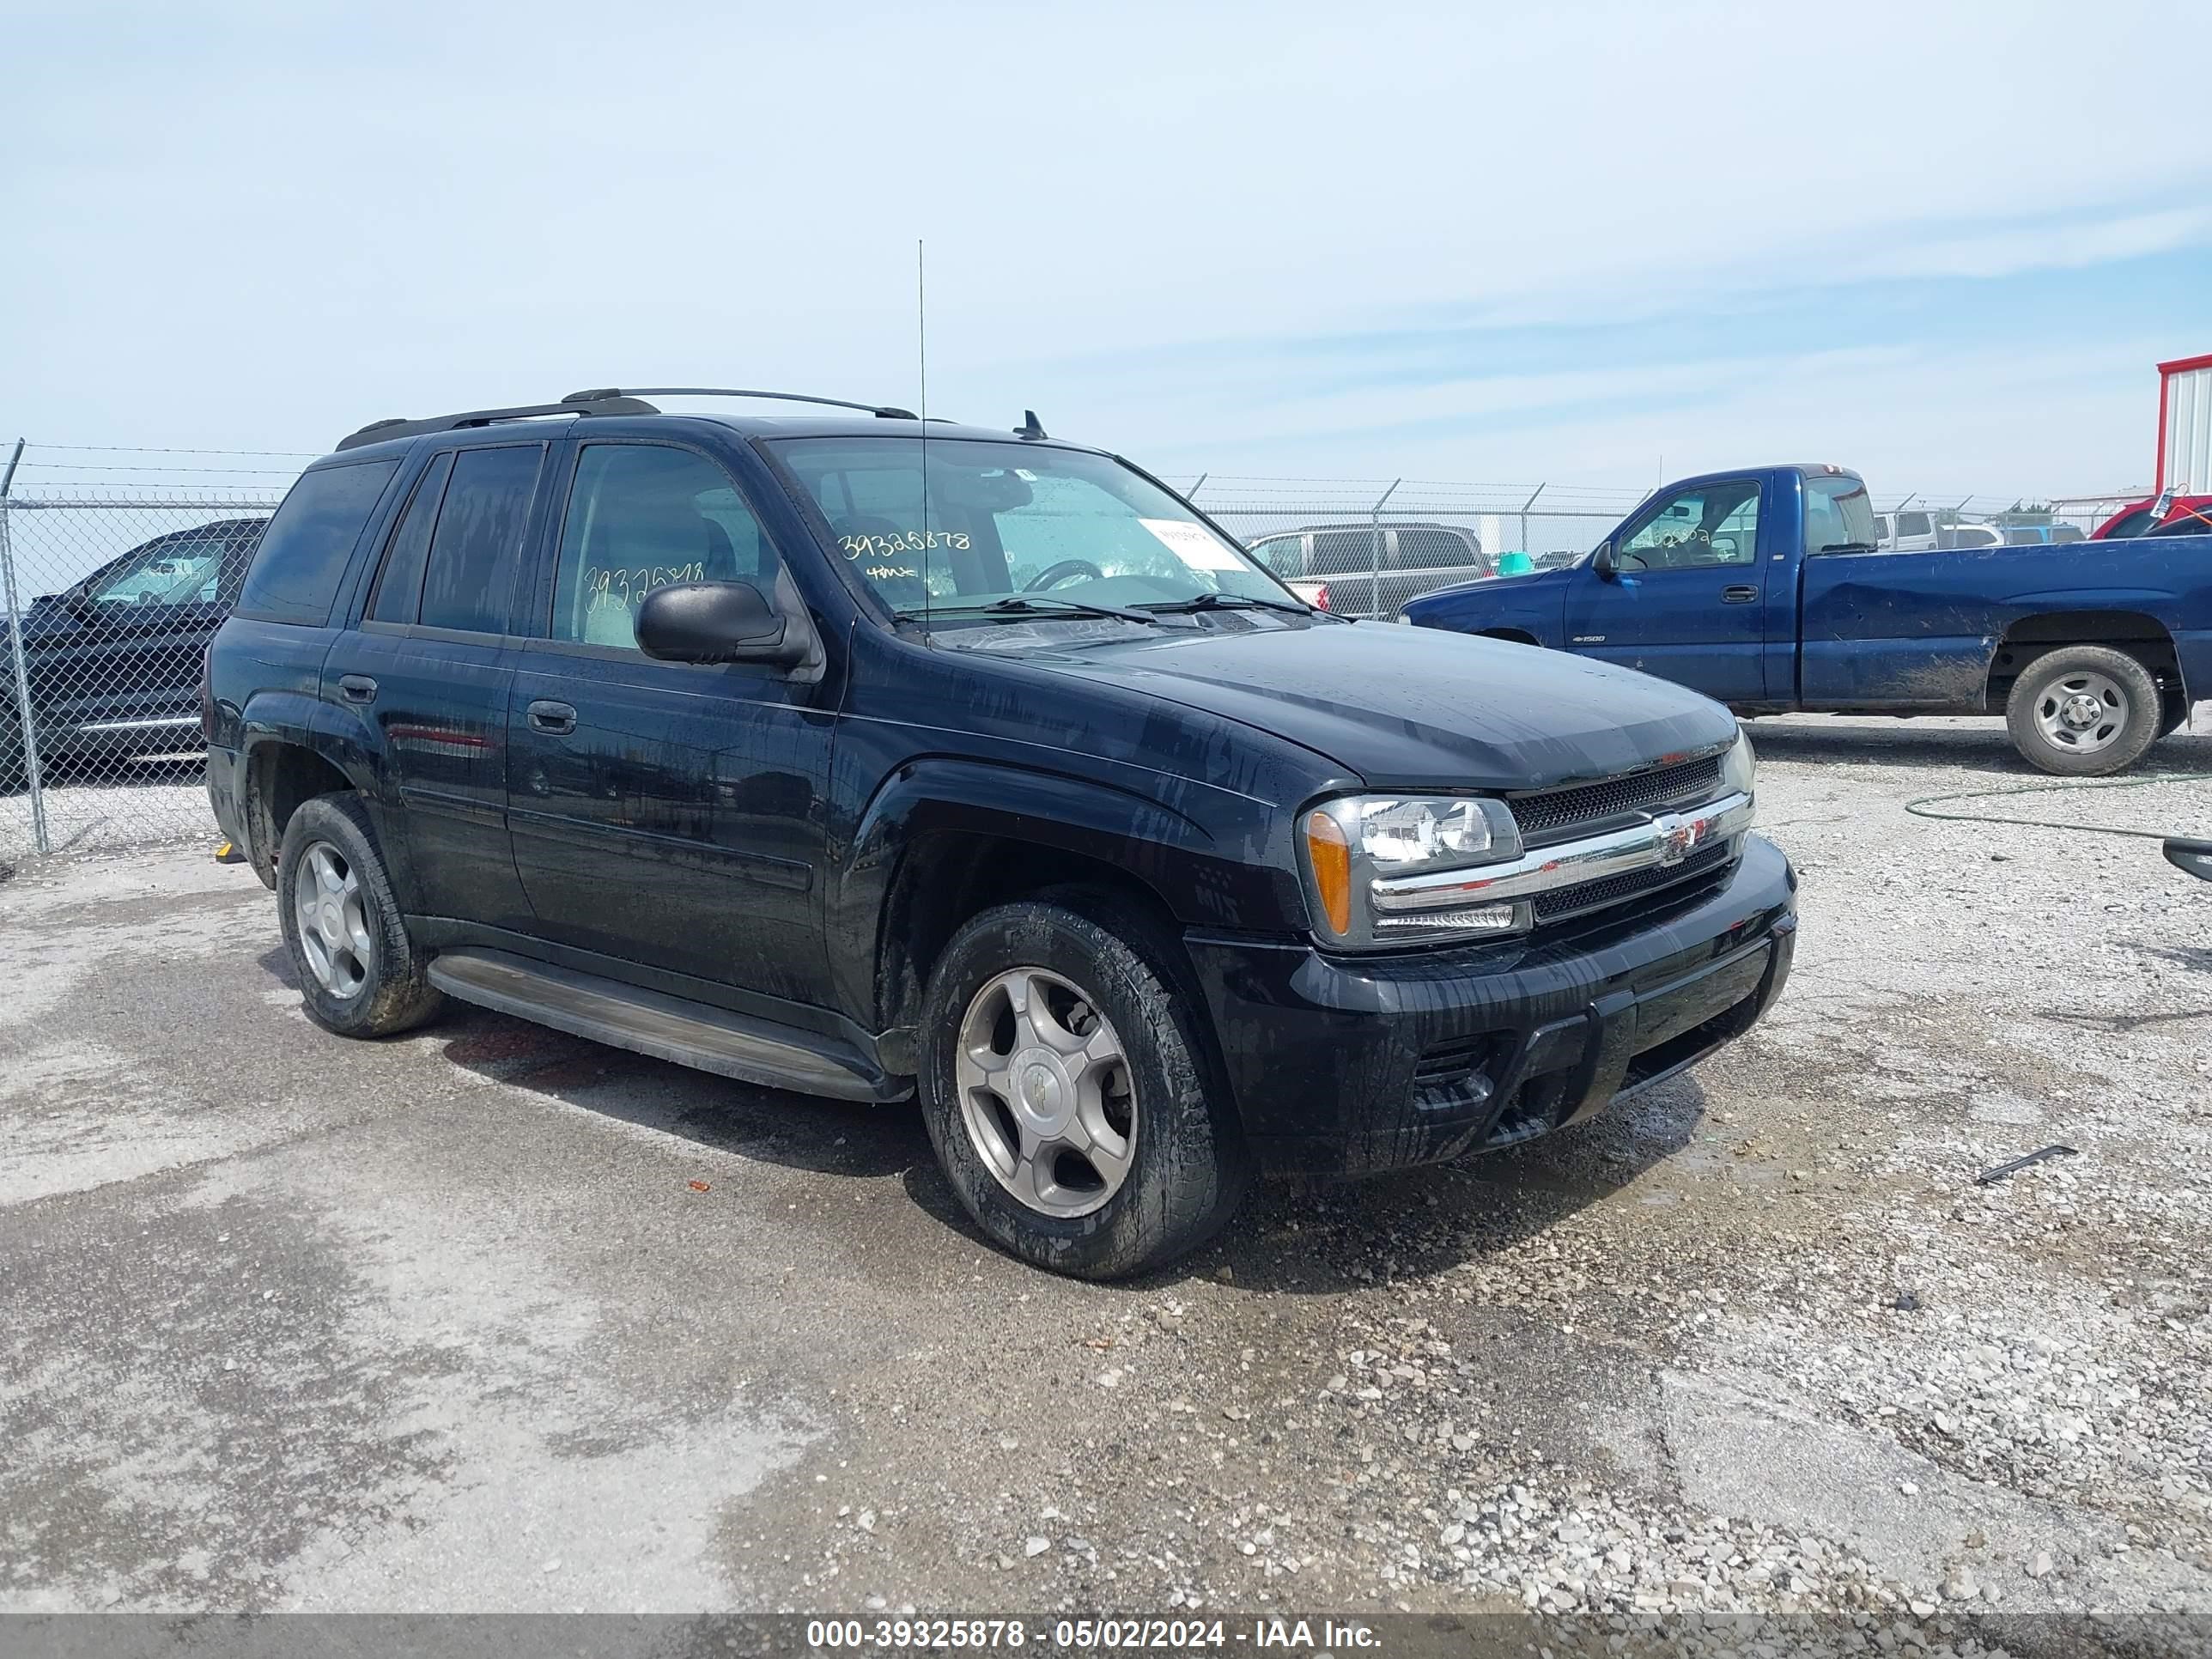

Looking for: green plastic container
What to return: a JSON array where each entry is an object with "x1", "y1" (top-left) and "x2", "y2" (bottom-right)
[{"x1": 1497, "y1": 550, "x2": 1534, "y2": 575}]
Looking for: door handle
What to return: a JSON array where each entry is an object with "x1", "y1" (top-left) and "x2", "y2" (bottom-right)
[
  {"x1": 1722, "y1": 586, "x2": 1760, "y2": 604},
  {"x1": 337, "y1": 673, "x2": 378, "y2": 703},
  {"x1": 527, "y1": 699, "x2": 578, "y2": 736}
]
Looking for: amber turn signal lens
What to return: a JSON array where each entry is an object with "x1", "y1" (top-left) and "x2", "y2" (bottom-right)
[{"x1": 1304, "y1": 809, "x2": 1352, "y2": 936}]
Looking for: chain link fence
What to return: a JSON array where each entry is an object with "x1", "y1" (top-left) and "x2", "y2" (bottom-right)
[
  {"x1": 0, "y1": 437, "x2": 2153, "y2": 862},
  {"x1": 1168, "y1": 477, "x2": 2156, "y2": 619},
  {"x1": 0, "y1": 443, "x2": 302, "y2": 861}
]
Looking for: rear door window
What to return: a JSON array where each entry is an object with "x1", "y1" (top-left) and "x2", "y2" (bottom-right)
[
  {"x1": 416, "y1": 446, "x2": 544, "y2": 635},
  {"x1": 1310, "y1": 530, "x2": 1378, "y2": 574},
  {"x1": 367, "y1": 452, "x2": 455, "y2": 624},
  {"x1": 235, "y1": 461, "x2": 399, "y2": 625},
  {"x1": 1391, "y1": 526, "x2": 1476, "y2": 569}
]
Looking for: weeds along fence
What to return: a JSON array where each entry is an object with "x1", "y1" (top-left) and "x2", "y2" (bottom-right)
[{"x1": 0, "y1": 435, "x2": 2148, "y2": 861}]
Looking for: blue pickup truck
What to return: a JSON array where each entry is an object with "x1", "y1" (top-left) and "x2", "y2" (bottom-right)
[{"x1": 1401, "y1": 465, "x2": 2210, "y2": 775}]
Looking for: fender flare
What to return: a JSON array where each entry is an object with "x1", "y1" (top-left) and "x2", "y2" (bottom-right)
[
  {"x1": 235, "y1": 689, "x2": 384, "y2": 870},
  {"x1": 828, "y1": 756, "x2": 1286, "y2": 1034}
]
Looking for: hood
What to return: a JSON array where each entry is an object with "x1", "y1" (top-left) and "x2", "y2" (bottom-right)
[
  {"x1": 1026, "y1": 619, "x2": 1735, "y2": 790},
  {"x1": 1403, "y1": 563, "x2": 1573, "y2": 615}
]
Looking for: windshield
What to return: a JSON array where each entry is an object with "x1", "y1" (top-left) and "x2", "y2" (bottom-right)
[
  {"x1": 86, "y1": 535, "x2": 245, "y2": 606},
  {"x1": 765, "y1": 437, "x2": 1299, "y2": 621}
]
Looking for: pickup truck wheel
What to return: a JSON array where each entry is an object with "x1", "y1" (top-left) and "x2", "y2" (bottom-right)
[
  {"x1": 276, "y1": 793, "x2": 444, "y2": 1038},
  {"x1": 918, "y1": 897, "x2": 1249, "y2": 1280},
  {"x1": 2005, "y1": 646, "x2": 2161, "y2": 776}
]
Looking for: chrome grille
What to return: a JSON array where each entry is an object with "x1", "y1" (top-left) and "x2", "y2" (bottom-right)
[
  {"x1": 1509, "y1": 754, "x2": 1723, "y2": 842},
  {"x1": 1531, "y1": 839, "x2": 1733, "y2": 924}
]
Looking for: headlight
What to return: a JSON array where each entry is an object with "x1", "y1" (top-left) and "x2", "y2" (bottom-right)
[
  {"x1": 1721, "y1": 728, "x2": 1755, "y2": 803},
  {"x1": 1301, "y1": 793, "x2": 1527, "y2": 949}
]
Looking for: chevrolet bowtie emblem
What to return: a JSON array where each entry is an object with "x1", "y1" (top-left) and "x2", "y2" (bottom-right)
[{"x1": 1656, "y1": 811, "x2": 1711, "y2": 865}]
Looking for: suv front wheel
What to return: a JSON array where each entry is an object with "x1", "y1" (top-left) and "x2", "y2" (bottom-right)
[
  {"x1": 276, "y1": 793, "x2": 445, "y2": 1038},
  {"x1": 918, "y1": 895, "x2": 1249, "y2": 1279}
]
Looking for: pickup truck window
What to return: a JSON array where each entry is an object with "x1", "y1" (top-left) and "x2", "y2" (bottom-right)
[
  {"x1": 1248, "y1": 534, "x2": 1304, "y2": 578},
  {"x1": 768, "y1": 437, "x2": 1292, "y2": 621},
  {"x1": 417, "y1": 445, "x2": 544, "y2": 635},
  {"x1": 551, "y1": 444, "x2": 775, "y2": 649},
  {"x1": 1619, "y1": 480, "x2": 1759, "y2": 570},
  {"x1": 1803, "y1": 474, "x2": 1878, "y2": 553},
  {"x1": 88, "y1": 538, "x2": 229, "y2": 607}
]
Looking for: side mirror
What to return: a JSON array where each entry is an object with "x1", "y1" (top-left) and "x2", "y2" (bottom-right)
[
  {"x1": 1593, "y1": 542, "x2": 1617, "y2": 580},
  {"x1": 2166, "y1": 837, "x2": 2212, "y2": 884},
  {"x1": 635, "y1": 580, "x2": 805, "y2": 667}
]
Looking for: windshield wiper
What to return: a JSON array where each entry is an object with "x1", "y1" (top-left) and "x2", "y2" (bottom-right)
[
  {"x1": 1137, "y1": 592, "x2": 1314, "y2": 617},
  {"x1": 894, "y1": 596, "x2": 1163, "y2": 625},
  {"x1": 1817, "y1": 541, "x2": 1878, "y2": 553}
]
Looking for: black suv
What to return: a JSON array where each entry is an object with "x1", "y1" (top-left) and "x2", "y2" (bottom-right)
[
  {"x1": 3, "y1": 517, "x2": 265, "y2": 786},
  {"x1": 204, "y1": 389, "x2": 1796, "y2": 1278}
]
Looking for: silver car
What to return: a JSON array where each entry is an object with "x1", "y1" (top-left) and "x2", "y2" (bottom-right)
[{"x1": 1244, "y1": 522, "x2": 1492, "y2": 617}]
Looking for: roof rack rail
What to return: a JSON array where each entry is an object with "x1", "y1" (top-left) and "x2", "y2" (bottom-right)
[
  {"x1": 563, "y1": 387, "x2": 919, "y2": 421},
  {"x1": 335, "y1": 394, "x2": 659, "y2": 453}
]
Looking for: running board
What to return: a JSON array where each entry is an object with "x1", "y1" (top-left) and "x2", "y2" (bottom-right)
[{"x1": 427, "y1": 948, "x2": 908, "y2": 1103}]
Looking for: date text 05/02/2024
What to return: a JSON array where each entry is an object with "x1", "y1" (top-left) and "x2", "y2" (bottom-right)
[{"x1": 802, "y1": 1618, "x2": 1381, "y2": 1650}]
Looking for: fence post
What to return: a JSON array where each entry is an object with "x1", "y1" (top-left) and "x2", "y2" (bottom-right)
[
  {"x1": 0, "y1": 438, "x2": 50, "y2": 855},
  {"x1": 1370, "y1": 479, "x2": 1401, "y2": 618},
  {"x1": 1519, "y1": 482, "x2": 1546, "y2": 556},
  {"x1": 1185, "y1": 472, "x2": 1207, "y2": 504}
]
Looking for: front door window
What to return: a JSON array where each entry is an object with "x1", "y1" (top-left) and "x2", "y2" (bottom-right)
[{"x1": 1619, "y1": 481, "x2": 1760, "y2": 571}]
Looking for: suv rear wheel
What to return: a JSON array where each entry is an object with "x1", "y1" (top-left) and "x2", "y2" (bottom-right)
[
  {"x1": 918, "y1": 895, "x2": 1248, "y2": 1279},
  {"x1": 276, "y1": 793, "x2": 444, "y2": 1038}
]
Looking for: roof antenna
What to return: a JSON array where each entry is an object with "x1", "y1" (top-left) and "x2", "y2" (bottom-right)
[
  {"x1": 1014, "y1": 409, "x2": 1047, "y2": 441},
  {"x1": 918, "y1": 239, "x2": 932, "y2": 624}
]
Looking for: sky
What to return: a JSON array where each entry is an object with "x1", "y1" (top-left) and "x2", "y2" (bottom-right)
[{"x1": 6, "y1": 0, "x2": 2209, "y2": 501}]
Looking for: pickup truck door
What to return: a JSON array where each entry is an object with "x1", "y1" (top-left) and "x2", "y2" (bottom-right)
[
  {"x1": 503, "y1": 437, "x2": 835, "y2": 1009},
  {"x1": 1560, "y1": 477, "x2": 1769, "y2": 703}
]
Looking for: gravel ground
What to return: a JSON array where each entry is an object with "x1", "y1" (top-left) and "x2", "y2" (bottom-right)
[
  {"x1": 2, "y1": 714, "x2": 2209, "y2": 1651},
  {"x1": 0, "y1": 756, "x2": 210, "y2": 864}
]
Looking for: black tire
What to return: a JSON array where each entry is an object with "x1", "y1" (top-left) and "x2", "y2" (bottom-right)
[
  {"x1": 917, "y1": 893, "x2": 1249, "y2": 1280},
  {"x1": 2005, "y1": 645, "x2": 2162, "y2": 777},
  {"x1": 275, "y1": 792, "x2": 445, "y2": 1038}
]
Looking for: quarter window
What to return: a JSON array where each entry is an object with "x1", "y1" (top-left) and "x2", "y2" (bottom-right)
[
  {"x1": 551, "y1": 445, "x2": 772, "y2": 649},
  {"x1": 236, "y1": 460, "x2": 399, "y2": 626},
  {"x1": 417, "y1": 446, "x2": 544, "y2": 634}
]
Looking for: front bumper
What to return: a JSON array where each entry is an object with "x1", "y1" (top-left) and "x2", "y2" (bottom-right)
[{"x1": 1185, "y1": 834, "x2": 1796, "y2": 1176}]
